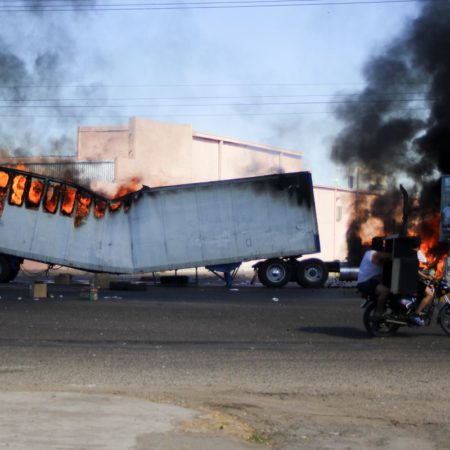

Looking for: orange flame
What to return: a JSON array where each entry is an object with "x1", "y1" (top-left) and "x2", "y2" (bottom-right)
[
  {"x1": 93, "y1": 198, "x2": 107, "y2": 219},
  {"x1": 417, "y1": 214, "x2": 448, "y2": 278},
  {"x1": 44, "y1": 182, "x2": 61, "y2": 214},
  {"x1": 10, "y1": 174, "x2": 27, "y2": 206},
  {"x1": 113, "y1": 177, "x2": 142, "y2": 198},
  {"x1": 0, "y1": 170, "x2": 9, "y2": 189},
  {"x1": 0, "y1": 164, "x2": 143, "y2": 225},
  {"x1": 74, "y1": 192, "x2": 92, "y2": 227},
  {"x1": 109, "y1": 199, "x2": 122, "y2": 213},
  {"x1": 27, "y1": 178, "x2": 44, "y2": 207},
  {"x1": 61, "y1": 186, "x2": 77, "y2": 216},
  {"x1": 0, "y1": 170, "x2": 9, "y2": 216},
  {"x1": 108, "y1": 176, "x2": 142, "y2": 214},
  {"x1": 4, "y1": 163, "x2": 29, "y2": 207}
]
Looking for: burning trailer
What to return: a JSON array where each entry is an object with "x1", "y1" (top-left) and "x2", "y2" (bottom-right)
[{"x1": 0, "y1": 166, "x2": 334, "y2": 287}]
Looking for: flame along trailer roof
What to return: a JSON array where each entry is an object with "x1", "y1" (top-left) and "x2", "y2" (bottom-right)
[{"x1": 0, "y1": 166, "x2": 320, "y2": 274}]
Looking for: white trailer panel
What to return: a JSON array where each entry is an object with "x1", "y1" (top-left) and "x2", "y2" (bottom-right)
[{"x1": 0, "y1": 168, "x2": 320, "y2": 273}]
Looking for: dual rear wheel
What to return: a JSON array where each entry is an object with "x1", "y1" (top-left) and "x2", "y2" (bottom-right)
[{"x1": 257, "y1": 258, "x2": 328, "y2": 288}]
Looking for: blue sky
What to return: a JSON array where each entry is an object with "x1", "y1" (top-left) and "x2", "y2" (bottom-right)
[{"x1": 0, "y1": 1, "x2": 421, "y2": 186}]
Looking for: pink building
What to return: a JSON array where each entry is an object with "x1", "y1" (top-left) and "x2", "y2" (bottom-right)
[{"x1": 76, "y1": 117, "x2": 302, "y2": 186}]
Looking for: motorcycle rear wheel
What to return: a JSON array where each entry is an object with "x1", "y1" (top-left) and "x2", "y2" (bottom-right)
[
  {"x1": 438, "y1": 304, "x2": 450, "y2": 336},
  {"x1": 363, "y1": 303, "x2": 400, "y2": 337}
]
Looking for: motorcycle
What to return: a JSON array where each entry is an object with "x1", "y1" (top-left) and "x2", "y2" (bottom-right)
[{"x1": 362, "y1": 277, "x2": 450, "y2": 337}]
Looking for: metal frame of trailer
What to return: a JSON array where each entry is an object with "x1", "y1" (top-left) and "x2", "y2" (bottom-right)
[{"x1": 0, "y1": 166, "x2": 321, "y2": 285}]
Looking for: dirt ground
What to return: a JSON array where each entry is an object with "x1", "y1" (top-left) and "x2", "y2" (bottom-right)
[
  {"x1": 120, "y1": 377, "x2": 449, "y2": 450},
  {"x1": 3, "y1": 385, "x2": 448, "y2": 450}
]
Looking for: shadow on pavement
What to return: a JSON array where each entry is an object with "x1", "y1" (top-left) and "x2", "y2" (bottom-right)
[
  {"x1": 298, "y1": 326, "x2": 417, "y2": 339},
  {"x1": 297, "y1": 326, "x2": 376, "y2": 339}
]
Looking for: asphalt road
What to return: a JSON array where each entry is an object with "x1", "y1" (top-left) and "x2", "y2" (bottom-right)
[
  {"x1": 0, "y1": 278, "x2": 450, "y2": 449},
  {"x1": 0, "y1": 278, "x2": 446, "y2": 345}
]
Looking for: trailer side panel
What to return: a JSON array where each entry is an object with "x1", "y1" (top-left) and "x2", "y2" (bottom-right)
[{"x1": 0, "y1": 169, "x2": 320, "y2": 273}]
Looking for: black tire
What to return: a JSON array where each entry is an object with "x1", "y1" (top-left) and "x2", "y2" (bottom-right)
[
  {"x1": 6, "y1": 268, "x2": 19, "y2": 283},
  {"x1": 160, "y1": 275, "x2": 189, "y2": 286},
  {"x1": 257, "y1": 259, "x2": 291, "y2": 288},
  {"x1": 296, "y1": 258, "x2": 328, "y2": 288},
  {"x1": 363, "y1": 302, "x2": 399, "y2": 337},
  {"x1": 0, "y1": 254, "x2": 11, "y2": 283},
  {"x1": 438, "y1": 304, "x2": 450, "y2": 336}
]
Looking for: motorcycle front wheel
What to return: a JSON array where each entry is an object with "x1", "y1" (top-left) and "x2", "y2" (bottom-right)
[
  {"x1": 438, "y1": 304, "x2": 450, "y2": 336},
  {"x1": 363, "y1": 303, "x2": 400, "y2": 337}
]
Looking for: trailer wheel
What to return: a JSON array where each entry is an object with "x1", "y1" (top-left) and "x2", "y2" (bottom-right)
[
  {"x1": 257, "y1": 259, "x2": 291, "y2": 287},
  {"x1": 0, "y1": 255, "x2": 11, "y2": 283},
  {"x1": 297, "y1": 258, "x2": 328, "y2": 288}
]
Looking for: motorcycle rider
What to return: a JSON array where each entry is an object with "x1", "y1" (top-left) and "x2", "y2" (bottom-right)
[
  {"x1": 411, "y1": 249, "x2": 434, "y2": 326},
  {"x1": 357, "y1": 237, "x2": 391, "y2": 315}
]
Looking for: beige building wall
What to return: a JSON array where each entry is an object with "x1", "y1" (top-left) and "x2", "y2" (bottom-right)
[
  {"x1": 190, "y1": 136, "x2": 301, "y2": 181},
  {"x1": 313, "y1": 187, "x2": 360, "y2": 261},
  {"x1": 77, "y1": 125, "x2": 130, "y2": 160},
  {"x1": 190, "y1": 137, "x2": 220, "y2": 182},
  {"x1": 129, "y1": 118, "x2": 194, "y2": 185},
  {"x1": 77, "y1": 117, "x2": 304, "y2": 186}
]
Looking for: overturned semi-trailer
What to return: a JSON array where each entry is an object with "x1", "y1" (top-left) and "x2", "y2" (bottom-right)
[{"x1": 0, "y1": 166, "x2": 332, "y2": 287}]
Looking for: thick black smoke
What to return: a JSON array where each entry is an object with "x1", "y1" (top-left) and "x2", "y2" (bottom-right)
[
  {"x1": 0, "y1": 1, "x2": 97, "y2": 157},
  {"x1": 331, "y1": 3, "x2": 450, "y2": 263}
]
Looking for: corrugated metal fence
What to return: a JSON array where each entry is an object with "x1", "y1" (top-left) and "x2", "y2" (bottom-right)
[{"x1": 23, "y1": 161, "x2": 115, "y2": 183}]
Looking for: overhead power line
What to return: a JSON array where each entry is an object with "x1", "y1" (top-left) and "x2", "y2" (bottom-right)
[
  {"x1": 0, "y1": 98, "x2": 433, "y2": 108},
  {"x1": 0, "y1": 106, "x2": 432, "y2": 119},
  {"x1": 0, "y1": 92, "x2": 430, "y2": 102},
  {"x1": 0, "y1": 0, "x2": 447, "y2": 12},
  {"x1": 0, "y1": 82, "x2": 366, "y2": 89}
]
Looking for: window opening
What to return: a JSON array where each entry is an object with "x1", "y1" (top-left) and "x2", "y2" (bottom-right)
[
  {"x1": 9, "y1": 174, "x2": 27, "y2": 207},
  {"x1": 26, "y1": 177, "x2": 44, "y2": 209},
  {"x1": 94, "y1": 198, "x2": 107, "y2": 219},
  {"x1": 44, "y1": 182, "x2": 62, "y2": 214},
  {"x1": 0, "y1": 171, "x2": 10, "y2": 216},
  {"x1": 75, "y1": 192, "x2": 92, "y2": 227},
  {"x1": 61, "y1": 186, "x2": 77, "y2": 216},
  {"x1": 109, "y1": 199, "x2": 122, "y2": 213}
]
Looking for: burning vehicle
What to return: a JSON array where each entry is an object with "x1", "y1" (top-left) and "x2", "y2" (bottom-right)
[
  {"x1": 331, "y1": 3, "x2": 450, "y2": 277},
  {"x1": 0, "y1": 165, "x2": 334, "y2": 287}
]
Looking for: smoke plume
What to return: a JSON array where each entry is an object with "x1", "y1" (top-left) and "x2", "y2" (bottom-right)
[
  {"x1": 0, "y1": 1, "x2": 97, "y2": 157},
  {"x1": 331, "y1": 3, "x2": 450, "y2": 265}
]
